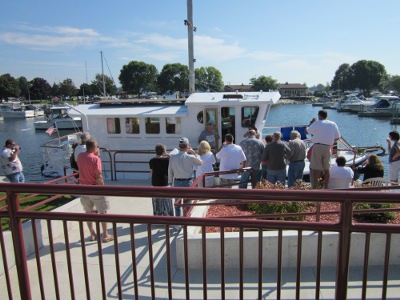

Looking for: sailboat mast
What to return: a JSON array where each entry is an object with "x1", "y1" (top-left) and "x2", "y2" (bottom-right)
[
  {"x1": 100, "y1": 51, "x2": 106, "y2": 96},
  {"x1": 187, "y1": 0, "x2": 195, "y2": 94}
]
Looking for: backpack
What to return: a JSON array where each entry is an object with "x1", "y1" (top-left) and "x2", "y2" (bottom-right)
[{"x1": 70, "y1": 151, "x2": 79, "y2": 170}]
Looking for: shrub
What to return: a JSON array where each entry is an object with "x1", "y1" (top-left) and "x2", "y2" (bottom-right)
[
  {"x1": 354, "y1": 203, "x2": 396, "y2": 223},
  {"x1": 248, "y1": 201, "x2": 309, "y2": 221}
]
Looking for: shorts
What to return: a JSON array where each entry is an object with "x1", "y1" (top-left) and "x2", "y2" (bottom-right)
[
  {"x1": 80, "y1": 195, "x2": 110, "y2": 213},
  {"x1": 389, "y1": 160, "x2": 400, "y2": 181},
  {"x1": 310, "y1": 144, "x2": 331, "y2": 171}
]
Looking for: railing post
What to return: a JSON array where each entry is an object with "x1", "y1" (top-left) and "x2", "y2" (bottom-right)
[
  {"x1": 335, "y1": 197, "x2": 353, "y2": 299},
  {"x1": 7, "y1": 190, "x2": 32, "y2": 300}
]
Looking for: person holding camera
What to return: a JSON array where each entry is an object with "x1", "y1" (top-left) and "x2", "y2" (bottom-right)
[{"x1": 1, "y1": 139, "x2": 25, "y2": 183}]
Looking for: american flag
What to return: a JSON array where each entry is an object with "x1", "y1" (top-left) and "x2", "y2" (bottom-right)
[{"x1": 45, "y1": 124, "x2": 58, "y2": 135}]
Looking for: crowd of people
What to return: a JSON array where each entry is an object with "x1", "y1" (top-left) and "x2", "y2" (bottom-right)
[{"x1": 2, "y1": 109, "x2": 398, "y2": 241}]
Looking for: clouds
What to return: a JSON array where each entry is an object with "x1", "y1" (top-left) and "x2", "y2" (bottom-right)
[{"x1": 0, "y1": 24, "x2": 122, "y2": 50}]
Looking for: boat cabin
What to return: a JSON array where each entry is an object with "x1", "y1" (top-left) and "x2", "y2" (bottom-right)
[{"x1": 68, "y1": 91, "x2": 281, "y2": 152}]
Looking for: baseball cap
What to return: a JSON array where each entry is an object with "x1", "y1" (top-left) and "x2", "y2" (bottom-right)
[{"x1": 179, "y1": 137, "x2": 189, "y2": 145}]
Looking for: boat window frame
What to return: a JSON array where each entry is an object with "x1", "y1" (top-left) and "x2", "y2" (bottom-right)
[
  {"x1": 166, "y1": 117, "x2": 182, "y2": 134},
  {"x1": 125, "y1": 117, "x2": 140, "y2": 134},
  {"x1": 145, "y1": 117, "x2": 161, "y2": 134},
  {"x1": 107, "y1": 117, "x2": 121, "y2": 134},
  {"x1": 241, "y1": 106, "x2": 259, "y2": 128}
]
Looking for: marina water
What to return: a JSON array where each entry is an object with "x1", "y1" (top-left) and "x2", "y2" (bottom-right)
[{"x1": 0, "y1": 104, "x2": 396, "y2": 182}]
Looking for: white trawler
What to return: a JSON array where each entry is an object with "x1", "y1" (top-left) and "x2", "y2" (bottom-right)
[{"x1": 41, "y1": 91, "x2": 281, "y2": 179}]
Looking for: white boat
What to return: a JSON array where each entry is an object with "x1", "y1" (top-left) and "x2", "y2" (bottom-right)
[
  {"x1": 358, "y1": 96, "x2": 400, "y2": 117},
  {"x1": 24, "y1": 104, "x2": 45, "y2": 117},
  {"x1": 0, "y1": 102, "x2": 36, "y2": 118},
  {"x1": 40, "y1": 91, "x2": 384, "y2": 180},
  {"x1": 34, "y1": 106, "x2": 82, "y2": 130},
  {"x1": 41, "y1": 91, "x2": 280, "y2": 178},
  {"x1": 335, "y1": 95, "x2": 375, "y2": 112}
]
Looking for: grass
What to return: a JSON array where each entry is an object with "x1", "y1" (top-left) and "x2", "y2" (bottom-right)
[{"x1": 1, "y1": 192, "x2": 76, "y2": 231}]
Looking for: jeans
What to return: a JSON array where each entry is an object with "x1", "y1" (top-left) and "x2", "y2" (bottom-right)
[
  {"x1": 6, "y1": 172, "x2": 25, "y2": 183},
  {"x1": 267, "y1": 169, "x2": 286, "y2": 185},
  {"x1": 173, "y1": 178, "x2": 193, "y2": 216},
  {"x1": 288, "y1": 161, "x2": 305, "y2": 187},
  {"x1": 261, "y1": 165, "x2": 268, "y2": 180},
  {"x1": 239, "y1": 169, "x2": 261, "y2": 189}
]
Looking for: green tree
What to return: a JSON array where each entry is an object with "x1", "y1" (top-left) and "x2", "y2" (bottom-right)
[
  {"x1": 348, "y1": 60, "x2": 387, "y2": 96},
  {"x1": 51, "y1": 83, "x2": 60, "y2": 97},
  {"x1": 250, "y1": 75, "x2": 279, "y2": 91},
  {"x1": 79, "y1": 83, "x2": 93, "y2": 97},
  {"x1": 157, "y1": 63, "x2": 189, "y2": 94},
  {"x1": 90, "y1": 73, "x2": 117, "y2": 96},
  {"x1": 17, "y1": 76, "x2": 30, "y2": 99},
  {"x1": 382, "y1": 75, "x2": 400, "y2": 93},
  {"x1": 331, "y1": 63, "x2": 350, "y2": 93},
  {"x1": 59, "y1": 78, "x2": 77, "y2": 98},
  {"x1": 119, "y1": 61, "x2": 158, "y2": 97},
  {"x1": 0, "y1": 73, "x2": 20, "y2": 100},
  {"x1": 30, "y1": 77, "x2": 51, "y2": 100},
  {"x1": 195, "y1": 66, "x2": 224, "y2": 92}
]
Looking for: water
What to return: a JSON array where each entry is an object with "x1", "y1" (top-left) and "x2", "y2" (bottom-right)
[
  {"x1": 0, "y1": 104, "x2": 397, "y2": 182},
  {"x1": 0, "y1": 117, "x2": 76, "y2": 182}
]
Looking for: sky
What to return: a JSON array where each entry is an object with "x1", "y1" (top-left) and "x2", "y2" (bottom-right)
[{"x1": 1, "y1": 0, "x2": 400, "y2": 89}]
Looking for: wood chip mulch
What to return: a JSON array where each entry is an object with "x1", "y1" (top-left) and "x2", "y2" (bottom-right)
[{"x1": 205, "y1": 202, "x2": 400, "y2": 233}]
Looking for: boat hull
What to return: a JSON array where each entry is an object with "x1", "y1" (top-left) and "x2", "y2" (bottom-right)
[{"x1": 2, "y1": 110, "x2": 35, "y2": 118}]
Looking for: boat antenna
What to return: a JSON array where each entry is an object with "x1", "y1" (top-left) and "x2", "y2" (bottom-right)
[
  {"x1": 185, "y1": 0, "x2": 196, "y2": 95},
  {"x1": 100, "y1": 51, "x2": 106, "y2": 96}
]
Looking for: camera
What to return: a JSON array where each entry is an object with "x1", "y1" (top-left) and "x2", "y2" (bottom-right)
[{"x1": 13, "y1": 146, "x2": 21, "y2": 151}]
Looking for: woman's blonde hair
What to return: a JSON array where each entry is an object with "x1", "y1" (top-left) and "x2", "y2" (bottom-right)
[
  {"x1": 198, "y1": 140, "x2": 211, "y2": 155},
  {"x1": 368, "y1": 153, "x2": 384, "y2": 170}
]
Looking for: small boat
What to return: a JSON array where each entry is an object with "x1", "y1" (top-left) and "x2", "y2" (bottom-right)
[
  {"x1": 311, "y1": 97, "x2": 332, "y2": 107},
  {"x1": 24, "y1": 104, "x2": 45, "y2": 117},
  {"x1": 34, "y1": 106, "x2": 82, "y2": 130},
  {"x1": 335, "y1": 95, "x2": 375, "y2": 112},
  {"x1": 322, "y1": 99, "x2": 339, "y2": 109},
  {"x1": 358, "y1": 96, "x2": 400, "y2": 118},
  {"x1": 0, "y1": 102, "x2": 36, "y2": 118}
]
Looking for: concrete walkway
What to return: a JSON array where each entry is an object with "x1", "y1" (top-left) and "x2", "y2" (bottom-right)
[{"x1": 1, "y1": 179, "x2": 399, "y2": 299}]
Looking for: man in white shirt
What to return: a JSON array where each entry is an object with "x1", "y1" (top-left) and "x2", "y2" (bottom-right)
[
  {"x1": 306, "y1": 110, "x2": 341, "y2": 189},
  {"x1": 216, "y1": 134, "x2": 246, "y2": 187},
  {"x1": 168, "y1": 137, "x2": 202, "y2": 216},
  {"x1": 329, "y1": 156, "x2": 354, "y2": 189}
]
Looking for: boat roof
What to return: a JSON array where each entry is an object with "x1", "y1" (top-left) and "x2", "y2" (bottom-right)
[
  {"x1": 185, "y1": 91, "x2": 280, "y2": 104},
  {"x1": 68, "y1": 91, "x2": 280, "y2": 118},
  {"x1": 69, "y1": 103, "x2": 188, "y2": 117}
]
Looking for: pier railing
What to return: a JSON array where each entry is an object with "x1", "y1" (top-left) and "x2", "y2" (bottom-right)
[{"x1": 1, "y1": 182, "x2": 400, "y2": 299}]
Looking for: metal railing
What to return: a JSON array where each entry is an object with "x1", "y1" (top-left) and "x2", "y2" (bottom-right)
[{"x1": 1, "y1": 181, "x2": 400, "y2": 299}]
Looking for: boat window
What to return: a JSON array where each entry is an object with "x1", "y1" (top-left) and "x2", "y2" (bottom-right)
[
  {"x1": 221, "y1": 107, "x2": 235, "y2": 139},
  {"x1": 126, "y1": 118, "x2": 140, "y2": 134},
  {"x1": 145, "y1": 117, "x2": 160, "y2": 134},
  {"x1": 197, "y1": 111, "x2": 204, "y2": 123},
  {"x1": 166, "y1": 117, "x2": 181, "y2": 134},
  {"x1": 107, "y1": 118, "x2": 121, "y2": 134},
  {"x1": 241, "y1": 106, "x2": 259, "y2": 127}
]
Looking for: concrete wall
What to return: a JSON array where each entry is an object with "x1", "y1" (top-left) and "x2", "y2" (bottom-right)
[{"x1": 176, "y1": 230, "x2": 400, "y2": 269}]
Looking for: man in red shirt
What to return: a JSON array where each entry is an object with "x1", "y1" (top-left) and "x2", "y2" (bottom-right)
[{"x1": 77, "y1": 138, "x2": 113, "y2": 242}]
